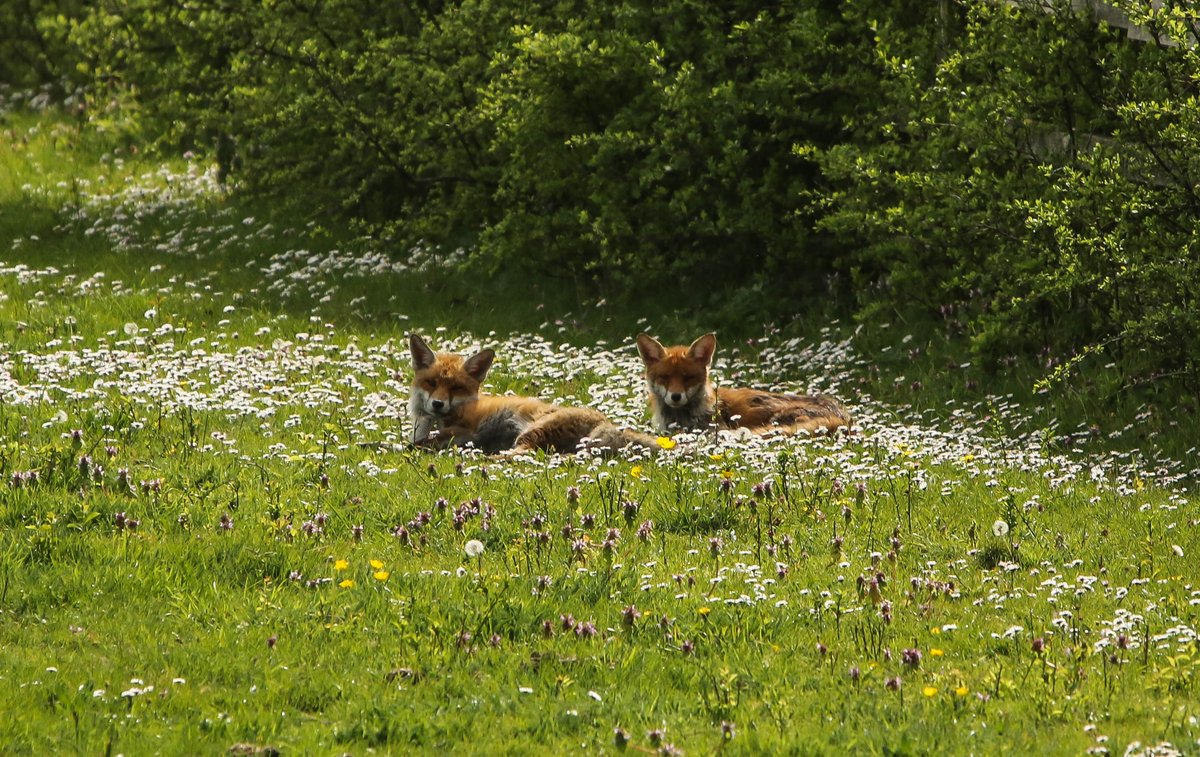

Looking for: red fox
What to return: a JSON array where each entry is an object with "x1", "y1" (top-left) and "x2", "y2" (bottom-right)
[
  {"x1": 409, "y1": 334, "x2": 654, "y2": 454},
  {"x1": 635, "y1": 332, "x2": 852, "y2": 436}
]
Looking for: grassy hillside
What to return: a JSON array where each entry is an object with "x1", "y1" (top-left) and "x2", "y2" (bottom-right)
[{"x1": 1, "y1": 107, "x2": 1197, "y2": 755}]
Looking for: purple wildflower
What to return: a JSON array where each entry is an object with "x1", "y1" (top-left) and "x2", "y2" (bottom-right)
[
  {"x1": 709, "y1": 537, "x2": 723, "y2": 558},
  {"x1": 613, "y1": 727, "x2": 629, "y2": 748}
]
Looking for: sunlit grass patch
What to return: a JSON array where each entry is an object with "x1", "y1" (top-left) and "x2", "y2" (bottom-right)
[{"x1": 0, "y1": 110, "x2": 1198, "y2": 755}]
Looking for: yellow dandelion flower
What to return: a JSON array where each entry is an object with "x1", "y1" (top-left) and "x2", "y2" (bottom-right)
[
  {"x1": 630, "y1": 465, "x2": 644, "y2": 478},
  {"x1": 656, "y1": 436, "x2": 677, "y2": 450},
  {"x1": 369, "y1": 559, "x2": 384, "y2": 570},
  {"x1": 930, "y1": 648, "x2": 944, "y2": 657},
  {"x1": 721, "y1": 469, "x2": 735, "y2": 479},
  {"x1": 922, "y1": 686, "x2": 938, "y2": 697},
  {"x1": 698, "y1": 606, "x2": 711, "y2": 617},
  {"x1": 338, "y1": 579, "x2": 355, "y2": 588},
  {"x1": 373, "y1": 570, "x2": 390, "y2": 581},
  {"x1": 931, "y1": 627, "x2": 941, "y2": 635},
  {"x1": 334, "y1": 559, "x2": 350, "y2": 571},
  {"x1": 709, "y1": 452, "x2": 725, "y2": 462},
  {"x1": 955, "y1": 685, "x2": 969, "y2": 697}
]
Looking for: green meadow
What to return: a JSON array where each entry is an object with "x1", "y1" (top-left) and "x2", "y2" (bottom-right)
[{"x1": 2, "y1": 108, "x2": 1198, "y2": 756}]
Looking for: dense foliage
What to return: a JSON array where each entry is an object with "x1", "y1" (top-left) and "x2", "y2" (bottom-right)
[
  {"x1": 0, "y1": 0, "x2": 83, "y2": 89},
  {"x1": 818, "y1": 1, "x2": 1200, "y2": 392},
  {"x1": 65, "y1": 0, "x2": 883, "y2": 300},
  {"x1": 8, "y1": 0, "x2": 1200, "y2": 394}
]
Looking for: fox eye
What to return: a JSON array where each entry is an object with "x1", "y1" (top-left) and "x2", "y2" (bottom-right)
[{"x1": 423, "y1": 379, "x2": 437, "y2": 390}]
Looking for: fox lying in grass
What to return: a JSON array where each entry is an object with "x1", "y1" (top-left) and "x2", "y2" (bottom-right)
[
  {"x1": 409, "y1": 334, "x2": 655, "y2": 455},
  {"x1": 635, "y1": 332, "x2": 852, "y2": 436}
]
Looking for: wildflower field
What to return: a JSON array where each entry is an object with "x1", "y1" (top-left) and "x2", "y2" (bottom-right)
[{"x1": 2, "y1": 108, "x2": 1199, "y2": 756}]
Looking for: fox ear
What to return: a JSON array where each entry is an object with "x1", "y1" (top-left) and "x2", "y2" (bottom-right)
[
  {"x1": 410, "y1": 333, "x2": 436, "y2": 370},
  {"x1": 635, "y1": 333, "x2": 666, "y2": 366},
  {"x1": 688, "y1": 333, "x2": 717, "y2": 366},
  {"x1": 463, "y1": 348, "x2": 495, "y2": 382}
]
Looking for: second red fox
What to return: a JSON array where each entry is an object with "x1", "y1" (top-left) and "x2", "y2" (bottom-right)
[{"x1": 635, "y1": 332, "x2": 852, "y2": 436}]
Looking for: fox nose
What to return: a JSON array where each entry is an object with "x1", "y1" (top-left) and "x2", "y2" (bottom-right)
[
  {"x1": 431, "y1": 399, "x2": 445, "y2": 411},
  {"x1": 670, "y1": 392, "x2": 683, "y2": 403}
]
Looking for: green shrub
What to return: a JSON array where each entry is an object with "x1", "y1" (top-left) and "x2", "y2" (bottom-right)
[
  {"x1": 479, "y1": 3, "x2": 865, "y2": 297},
  {"x1": 67, "y1": 1, "x2": 886, "y2": 296},
  {"x1": 0, "y1": 0, "x2": 84, "y2": 91},
  {"x1": 59, "y1": 0, "x2": 1200, "y2": 394},
  {"x1": 816, "y1": 0, "x2": 1200, "y2": 391}
]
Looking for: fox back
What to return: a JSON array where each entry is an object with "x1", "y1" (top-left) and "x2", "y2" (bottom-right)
[{"x1": 715, "y1": 387, "x2": 852, "y2": 435}]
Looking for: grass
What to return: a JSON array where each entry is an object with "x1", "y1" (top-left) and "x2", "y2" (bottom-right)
[{"x1": 1, "y1": 105, "x2": 1198, "y2": 756}]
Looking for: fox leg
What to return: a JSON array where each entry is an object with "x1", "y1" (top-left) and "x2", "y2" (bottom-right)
[
  {"x1": 412, "y1": 415, "x2": 433, "y2": 445},
  {"x1": 581, "y1": 422, "x2": 658, "y2": 455},
  {"x1": 413, "y1": 424, "x2": 475, "y2": 450},
  {"x1": 766, "y1": 418, "x2": 849, "y2": 436}
]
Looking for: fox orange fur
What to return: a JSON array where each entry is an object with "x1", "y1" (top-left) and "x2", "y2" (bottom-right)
[
  {"x1": 409, "y1": 334, "x2": 654, "y2": 455},
  {"x1": 635, "y1": 332, "x2": 852, "y2": 436}
]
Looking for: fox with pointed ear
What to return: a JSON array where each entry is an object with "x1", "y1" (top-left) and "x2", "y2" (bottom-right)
[
  {"x1": 635, "y1": 332, "x2": 852, "y2": 436},
  {"x1": 408, "y1": 334, "x2": 655, "y2": 455}
]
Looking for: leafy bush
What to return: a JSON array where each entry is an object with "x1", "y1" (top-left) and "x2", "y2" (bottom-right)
[
  {"x1": 67, "y1": 1, "x2": 888, "y2": 296},
  {"x1": 479, "y1": 3, "x2": 865, "y2": 297},
  {"x1": 816, "y1": 0, "x2": 1200, "y2": 392},
  {"x1": 43, "y1": 0, "x2": 1200, "y2": 394},
  {"x1": 0, "y1": 0, "x2": 84, "y2": 90}
]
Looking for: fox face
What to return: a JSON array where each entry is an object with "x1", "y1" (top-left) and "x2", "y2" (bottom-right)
[
  {"x1": 636, "y1": 333, "x2": 718, "y2": 430},
  {"x1": 408, "y1": 334, "x2": 494, "y2": 442}
]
